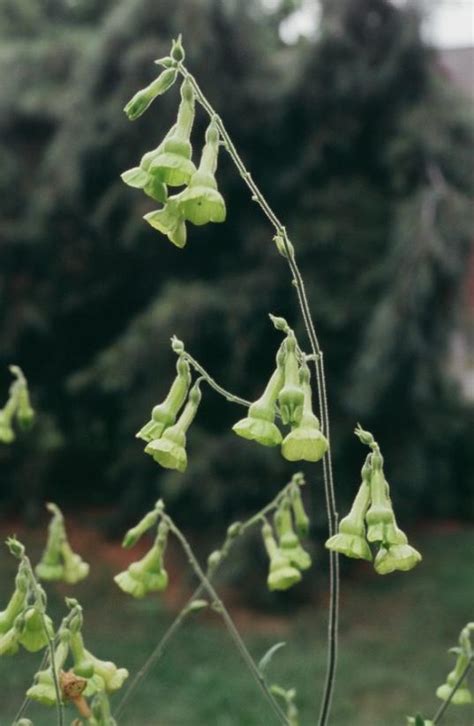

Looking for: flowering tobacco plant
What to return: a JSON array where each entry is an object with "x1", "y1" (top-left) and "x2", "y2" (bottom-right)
[{"x1": 3, "y1": 34, "x2": 472, "y2": 726}]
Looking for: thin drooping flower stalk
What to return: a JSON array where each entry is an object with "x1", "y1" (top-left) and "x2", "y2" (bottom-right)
[
  {"x1": 115, "y1": 476, "x2": 303, "y2": 722},
  {"x1": 176, "y1": 63, "x2": 340, "y2": 726}
]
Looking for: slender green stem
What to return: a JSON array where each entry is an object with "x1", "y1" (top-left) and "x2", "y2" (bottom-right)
[
  {"x1": 182, "y1": 351, "x2": 251, "y2": 408},
  {"x1": 432, "y1": 658, "x2": 473, "y2": 724},
  {"x1": 23, "y1": 556, "x2": 64, "y2": 726},
  {"x1": 178, "y1": 64, "x2": 340, "y2": 726},
  {"x1": 12, "y1": 650, "x2": 49, "y2": 722},
  {"x1": 115, "y1": 476, "x2": 302, "y2": 720},
  {"x1": 164, "y1": 513, "x2": 289, "y2": 725}
]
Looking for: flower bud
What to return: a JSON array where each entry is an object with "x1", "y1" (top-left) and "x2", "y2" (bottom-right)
[
  {"x1": 124, "y1": 68, "x2": 178, "y2": 120},
  {"x1": 289, "y1": 484, "x2": 310, "y2": 537},
  {"x1": 170, "y1": 35, "x2": 185, "y2": 63},
  {"x1": 122, "y1": 509, "x2": 160, "y2": 549}
]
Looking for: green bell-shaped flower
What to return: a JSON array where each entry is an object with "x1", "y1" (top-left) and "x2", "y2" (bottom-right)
[
  {"x1": 0, "y1": 562, "x2": 29, "y2": 634},
  {"x1": 84, "y1": 650, "x2": 129, "y2": 693},
  {"x1": 325, "y1": 455, "x2": 373, "y2": 561},
  {"x1": 36, "y1": 503, "x2": 89, "y2": 584},
  {"x1": 144, "y1": 380, "x2": 201, "y2": 472},
  {"x1": 144, "y1": 199, "x2": 187, "y2": 248},
  {"x1": 436, "y1": 652, "x2": 473, "y2": 705},
  {"x1": 274, "y1": 498, "x2": 311, "y2": 571},
  {"x1": 233, "y1": 348, "x2": 284, "y2": 447},
  {"x1": 26, "y1": 636, "x2": 69, "y2": 705},
  {"x1": 61, "y1": 540, "x2": 90, "y2": 584},
  {"x1": 174, "y1": 120, "x2": 226, "y2": 226},
  {"x1": 124, "y1": 67, "x2": 177, "y2": 120},
  {"x1": 374, "y1": 539, "x2": 422, "y2": 575},
  {"x1": 148, "y1": 80, "x2": 196, "y2": 185},
  {"x1": 262, "y1": 522, "x2": 302, "y2": 592},
  {"x1": 136, "y1": 355, "x2": 191, "y2": 442},
  {"x1": 17, "y1": 607, "x2": 54, "y2": 653},
  {"x1": 281, "y1": 363, "x2": 328, "y2": 462},
  {"x1": 365, "y1": 452, "x2": 401, "y2": 545},
  {"x1": 278, "y1": 334, "x2": 305, "y2": 426},
  {"x1": 115, "y1": 521, "x2": 169, "y2": 599}
]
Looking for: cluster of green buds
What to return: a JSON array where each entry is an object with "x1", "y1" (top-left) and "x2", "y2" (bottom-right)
[
  {"x1": 122, "y1": 36, "x2": 226, "y2": 248},
  {"x1": 115, "y1": 500, "x2": 170, "y2": 599},
  {"x1": 436, "y1": 622, "x2": 473, "y2": 706},
  {"x1": 325, "y1": 426, "x2": 422, "y2": 575},
  {"x1": 27, "y1": 598, "x2": 128, "y2": 717},
  {"x1": 0, "y1": 547, "x2": 53, "y2": 657},
  {"x1": 0, "y1": 365, "x2": 35, "y2": 444},
  {"x1": 233, "y1": 319, "x2": 328, "y2": 463},
  {"x1": 137, "y1": 346, "x2": 202, "y2": 473},
  {"x1": 261, "y1": 481, "x2": 312, "y2": 592},
  {"x1": 35, "y1": 503, "x2": 89, "y2": 584}
]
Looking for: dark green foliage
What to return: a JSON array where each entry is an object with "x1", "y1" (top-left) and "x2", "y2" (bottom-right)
[{"x1": 0, "y1": 0, "x2": 472, "y2": 533}]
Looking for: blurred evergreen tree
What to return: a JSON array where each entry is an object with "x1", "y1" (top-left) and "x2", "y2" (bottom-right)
[{"x1": 0, "y1": 0, "x2": 472, "y2": 534}]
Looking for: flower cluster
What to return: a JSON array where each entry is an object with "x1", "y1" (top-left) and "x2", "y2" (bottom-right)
[
  {"x1": 0, "y1": 557, "x2": 53, "y2": 657},
  {"x1": 233, "y1": 330, "x2": 328, "y2": 463},
  {"x1": 325, "y1": 426, "x2": 422, "y2": 575},
  {"x1": 261, "y1": 483, "x2": 312, "y2": 592},
  {"x1": 115, "y1": 501, "x2": 170, "y2": 599},
  {"x1": 35, "y1": 502, "x2": 89, "y2": 584},
  {"x1": 122, "y1": 39, "x2": 226, "y2": 248},
  {"x1": 436, "y1": 622, "x2": 473, "y2": 707},
  {"x1": 0, "y1": 365, "x2": 35, "y2": 444},
  {"x1": 27, "y1": 598, "x2": 128, "y2": 719},
  {"x1": 137, "y1": 354, "x2": 202, "y2": 473}
]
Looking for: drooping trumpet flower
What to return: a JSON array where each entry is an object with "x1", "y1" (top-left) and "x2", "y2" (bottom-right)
[
  {"x1": 281, "y1": 363, "x2": 328, "y2": 463},
  {"x1": 174, "y1": 119, "x2": 226, "y2": 226},
  {"x1": 144, "y1": 380, "x2": 201, "y2": 472},
  {"x1": 233, "y1": 347, "x2": 284, "y2": 447},
  {"x1": 136, "y1": 355, "x2": 191, "y2": 442},
  {"x1": 261, "y1": 521, "x2": 301, "y2": 592},
  {"x1": 115, "y1": 520, "x2": 169, "y2": 599}
]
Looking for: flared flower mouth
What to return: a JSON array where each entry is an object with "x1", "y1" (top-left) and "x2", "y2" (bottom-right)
[
  {"x1": 145, "y1": 438, "x2": 187, "y2": 472},
  {"x1": 149, "y1": 152, "x2": 196, "y2": 186},
  {"x1": 374, "y1": 543, "x2": 422, "y2": 575},
  {"x1": 177, "y1": 186, "x2": 226, "y2": 226},
  {"x1": 325, "y1": 532, "x2": 373, "y2": 561},
  {"x1": 281, "y1": 426, "x2": 328, "y2": 462},
  {"x1": 267, "y1": 562, "x2": 302, "y2": 591},
  {"x1": 232, "y1": 416, "x2": 282, "y2": 447}
]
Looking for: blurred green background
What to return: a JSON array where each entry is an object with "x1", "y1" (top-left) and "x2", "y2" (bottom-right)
[{"x1": 0, "y1": 0, "x2": 473, "y2": 723}]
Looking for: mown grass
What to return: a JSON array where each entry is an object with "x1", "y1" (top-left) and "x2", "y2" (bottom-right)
[{"x1": 0, "y1": 525, "x2": 472, "y2": 725}]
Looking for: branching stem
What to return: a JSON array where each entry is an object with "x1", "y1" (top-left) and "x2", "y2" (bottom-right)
[
  {"x1": 164, "y1": 513, "x2": 289, "y2": 725},
  {"x1": 115, "y1": 475, "x2": 302, "y2": 721}
]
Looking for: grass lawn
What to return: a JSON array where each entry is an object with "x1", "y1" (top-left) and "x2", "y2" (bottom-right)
[{"x1": 0, "y1": 523, "x2": 472, "y2": 725}]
